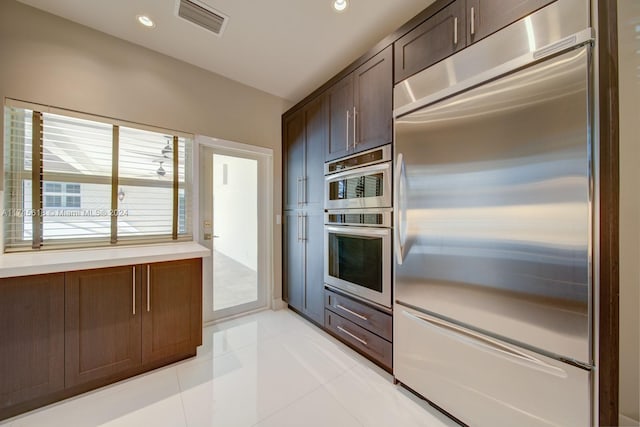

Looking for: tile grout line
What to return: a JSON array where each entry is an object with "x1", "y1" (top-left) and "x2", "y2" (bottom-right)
[
  {"x1": 317, "y1": 368, "x2": 366, "y2": 427},
  {"x1": 249, "y1": 381, "x2": 327, "y2": 427},
  {"x1": 174, "y1": 367, "x2": 190, "y2": 427}
]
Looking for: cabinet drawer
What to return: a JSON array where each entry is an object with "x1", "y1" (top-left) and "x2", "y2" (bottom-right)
[
  {"x1": 325, "y1": 310, "x2": 392, "y2": 370},
  {"x1": 325, "y1": 289, "x2": 392, "y2": 341}
]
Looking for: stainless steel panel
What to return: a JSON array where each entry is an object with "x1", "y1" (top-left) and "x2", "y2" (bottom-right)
[
  {"x1": 394, "y1": 305, "x2": 591, "y2": 427},
  {"x1": 395, "y1": 0, "x2": 590, "y2": 114},
  {"x1": 394, "y1": 46, "x2": 592, "y2": 364}
]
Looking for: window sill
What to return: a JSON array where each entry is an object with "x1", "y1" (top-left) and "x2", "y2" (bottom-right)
[{"x1": 0, "y1": 241, "x2": 210, "y2": 278}]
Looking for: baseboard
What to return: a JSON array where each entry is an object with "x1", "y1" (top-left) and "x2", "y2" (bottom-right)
[
  {"x1": 271, "y1": 298, "x2": 286, "y2": 310},
  {"x1": 620, "y1": 414, "x2": 640, "y2": 426}
]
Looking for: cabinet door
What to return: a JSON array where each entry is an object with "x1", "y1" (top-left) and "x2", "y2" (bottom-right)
[
  {"x1": 302, "y1": 211, "x2": 325, "y2": 325},
  {"x1": 394, "y1": 0, "x2": 466, "y2": 83},
  {"x1": 325, "y1": 75, "x2": 354, "y2": 162},
  {"x1": 284, "y1": 211, "x2": 304, "y2": 311},
  {"x1": 283, "y1": 110, "x2": 305, "y2": 210},
  {"x1": 0, "y1": 274, "x2": 64, "y2": 412},
  {"x1": 353, "y1": 46, "x2": 393, "y2": 153},
  {"x1": 467, "y1": 0, "x2": 555, "y2": 43},
  {"x1": 142, "y1": 259, "x2": 201, "y2": 365},
  {"x1": 303, "y1": 97, "x2": 327, "y2": 209},
  {"x1": 65, "y1": 266, "x2": 141, "y2": 387}
]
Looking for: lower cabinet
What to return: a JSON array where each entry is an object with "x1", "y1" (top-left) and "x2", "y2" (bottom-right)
[
  {"x1": 0, "y1": 274, "x2": 65, "y2": 412},
  {"x1": 142, "y1": 259, "x2": 202, "y2": 365},
  {"x1": 0, "y1": 258, "x2": 202, "y2": 421},
  {"x1": 324, "y1": 288, "x2": 392, "y2": 371},
  {"x1": 283, "y1": 210, "x2": 324, "y2": 325},
  {"x1": 65, "y1": 266, "x2": 142, "y2": 387}
]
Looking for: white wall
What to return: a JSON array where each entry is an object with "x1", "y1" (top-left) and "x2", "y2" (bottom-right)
[
  {"x1": 213, "y1": 154, "x2": 257, "y2": 271},
  {"x1": 618, "y1": 0, "x2": 640, "y2": 424},
  {"x1": 0, "y1": 0, "x2": 292, "y2": 300}
]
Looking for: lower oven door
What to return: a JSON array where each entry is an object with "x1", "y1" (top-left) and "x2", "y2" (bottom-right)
[{"x1": 324, "y1": 225, "x2": 391, "y2": 308}]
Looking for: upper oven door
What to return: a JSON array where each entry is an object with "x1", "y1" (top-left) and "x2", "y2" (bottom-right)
[{"x1": 325, "y1": 162, "x2": 392, "y2": 210}]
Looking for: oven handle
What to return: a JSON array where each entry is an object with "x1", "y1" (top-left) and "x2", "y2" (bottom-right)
[
  {"x1": 324, "y1": 225, "x2": 390, "y2": 238},
  {"x1": 394, "y1": 153, "x2": 405, "y2": 265},
  {"x1": 324, "y1": 161, "x2": 390, "y2": 182}
]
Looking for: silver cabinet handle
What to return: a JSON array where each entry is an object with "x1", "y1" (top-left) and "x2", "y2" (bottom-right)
[
  {"x1": 337, "y1": 325, "x2": 367, "y2": 346},
  {"x1": 302, "y1": 213, "x2": 307, "y2": 242},
  {"x1": 302, "y1": 176, "x2": 307, "y2": 205},
  {"x1": 132, "y1": 266, "x2": 136, "y2": 316},
  {"x1": 470, "y1": 7, "x2": 475, "y2": 36},
  {"x1": 352, "y1": 106, "x2": 358, "y2": 148},
  {"x1": 453, "y1": 17, "x2": 458, "y2": 45},
  {"x1": 297, "y1": 177, "x2": 302, "y2": 207},
  {"x1": 336, "y1": 304, "x2": 368, "y2": 321},
  {"x1": 146, "y1": 264, "x2": 151, "y2": 312},
  {"x1": 297, "y1": 213, "x2": 301, "y2": 241},
  {"x1": 345, "y1": 110, "x2": 351, "y2": 151}
]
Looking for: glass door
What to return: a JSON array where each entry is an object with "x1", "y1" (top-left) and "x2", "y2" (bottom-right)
[{"x1": 199, "y1": 144, "x2": 269, "y2": 322}]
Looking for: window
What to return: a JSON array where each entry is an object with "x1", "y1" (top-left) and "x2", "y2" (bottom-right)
[
  {"x1": 3, "y1": 102, "x2": 193, "y2": 251},
  {"x1": 43, "y1": 182, "x2": 81, "y2": 208}
]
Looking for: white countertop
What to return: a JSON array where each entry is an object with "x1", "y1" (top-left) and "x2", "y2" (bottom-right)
[{"x1": 0, "y1": 241, "x2": 211, "y2": 278}]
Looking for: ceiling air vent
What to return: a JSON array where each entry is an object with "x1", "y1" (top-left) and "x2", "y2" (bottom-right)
[{"x1": 176, "y1": 0, "x2": 229, "y2": 36}]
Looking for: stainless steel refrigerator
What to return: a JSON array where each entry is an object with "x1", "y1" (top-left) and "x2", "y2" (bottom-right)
[{"x1": 393, "y1": 1, "x2": 595, "y2": 425}]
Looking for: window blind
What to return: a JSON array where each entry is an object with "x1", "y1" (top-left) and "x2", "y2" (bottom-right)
[{"x1": 3, "y1": 104, "x2": 193, "y2": 252}]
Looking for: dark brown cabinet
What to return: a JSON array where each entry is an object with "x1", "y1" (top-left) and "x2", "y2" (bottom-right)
[
  {"x1": 0, "y1": 258, "x2": 202, "y2": 421},
  {"x1": 326, "y1": 46, "x2": 393, "y2": 161},
  {"x1": 467, "y1": 0, "x2": 554, "y2": 43},
  {"x1": 395, "y1": 0, "x2": 556, "y2": 83},
  {"x1": 324, "y1": 288, "x2": 393, "y2": 371},
  {"x1": 0, "y1": 274, "x2": 65, "y2": 414},
  {"x1": 283, "y1": 210, "x2": 325, "y2": 326},
  {"x1": 283, "y1": 97, "x2": 326, "y2": 326},
  {"x1": 394, "y1": 1, "x2": 467, "y2": 83},
  {"x1": 65, "y1": 266, "x2": 141, "y2": 387},
  {"x1": 142, "y1": 259, "x2": 202, "y2": 366}
]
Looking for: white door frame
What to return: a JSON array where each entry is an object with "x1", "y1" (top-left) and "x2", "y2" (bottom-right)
[{"x1": 194, "y1": 135, "x2": 274, "y2": 324}]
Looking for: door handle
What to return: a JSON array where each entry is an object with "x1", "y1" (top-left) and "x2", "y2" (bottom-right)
[
  {"x1": 470, "y1": 7, "x2": 475, "y2": 36},
  {"x1": 302, "y1": 176, "x2": 307, "y2": 205},
  {"x1": 336, "y1": 304, "x2": 368, "y2": 321},
  {"x1": 132, "y1": 266, "x2": 136, "y2": 316},
  {"x1": 297, "y1": 213, "x2": 302, "y2": 241},
  {"x1": 297, "y1": 177, "x2": 302, "y2": 207},
  {"x1": 302, "y1": 213, "x2": 307, "y2": 242},
  {"x1": 394, "y1": 153, "x2": 406, "y2": 265},
  {"x1": 352, "y1": 106, "x2": 358, "y2": 148},
  {"x1": 146, "y1": 265, "x2": 151, "y2": 312},
  {"x1": 453, "y1": 17, "x2": 458, "y2": 45},
  {"x1": 345, "y1": 109, "x2": 351, "y2": 151},
  {"x1": 337, "y1": 325, "x2": 368, "y2": 346}
]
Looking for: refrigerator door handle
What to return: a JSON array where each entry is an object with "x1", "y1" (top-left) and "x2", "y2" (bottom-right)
[
  {"x1": 401, "y1": 310, "x2": 568, "y2": 378},
  {"x1": 394, "y1": 153, "x2": 406, "y2": 265}
]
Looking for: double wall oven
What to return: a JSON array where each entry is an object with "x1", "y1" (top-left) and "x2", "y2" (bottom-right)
[{"x1": 324, "y1": 145, "x2": 392, "y2": 308}]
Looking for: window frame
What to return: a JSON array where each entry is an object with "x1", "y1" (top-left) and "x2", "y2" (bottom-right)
[{"x1": 3, "y1": 100, "x2": 193, "y2": 252}]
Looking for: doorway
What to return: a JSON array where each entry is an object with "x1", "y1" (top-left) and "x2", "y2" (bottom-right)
[{"x1": 196, "y1": 136, "x2": 273, "y2": 323}]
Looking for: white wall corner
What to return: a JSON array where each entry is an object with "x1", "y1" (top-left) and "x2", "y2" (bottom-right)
[{"x1": 271, "y1": 298, "x2": 286, "y2": 310}]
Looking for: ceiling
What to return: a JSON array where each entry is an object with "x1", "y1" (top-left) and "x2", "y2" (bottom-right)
[{"x1": 17, "y1": 0, "x2": 434, "y2": 102}]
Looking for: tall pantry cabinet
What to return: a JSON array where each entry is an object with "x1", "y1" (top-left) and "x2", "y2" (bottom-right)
[{"x1": 282, "y1": 97, "x2": 326, "y2": 325}]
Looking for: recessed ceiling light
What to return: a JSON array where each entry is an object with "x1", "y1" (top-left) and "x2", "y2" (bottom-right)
[
  {"x1": 137, "y1": 15, "x2": 155, "y2": 28},
  {"x1": 333, "y1": 0, "x2": 348, "y2": 12}
]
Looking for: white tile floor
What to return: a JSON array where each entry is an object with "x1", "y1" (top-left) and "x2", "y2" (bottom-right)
[{"x1": 1, "y1": 309, "x2": 457, "y2": 427}]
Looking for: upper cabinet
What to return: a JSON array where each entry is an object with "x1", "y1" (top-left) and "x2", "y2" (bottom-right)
[
  {"x1": 394, "y1": 0, "x2": 556, "y2": 83},
  {"x1": 283, "y1": 97, "x2": 327, "y2": 211},
  {"x1": 467, "y1": 0, "x2": 555, "y2": 43},
  {"x1": 394, "y1": 1, "x2": 467, "y2": 84},
  {"x1": 326, "y1": 46, "x2": 393, "y2": 161}
]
